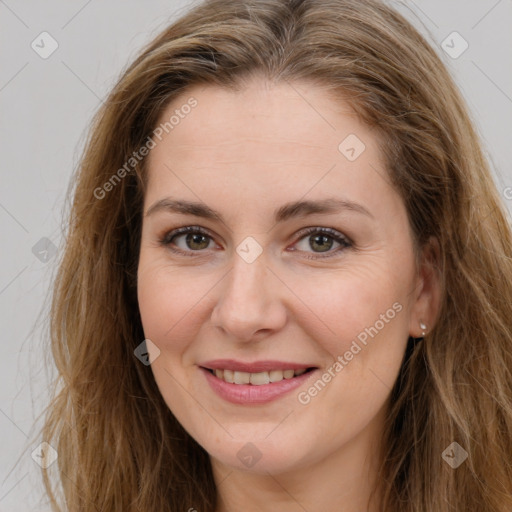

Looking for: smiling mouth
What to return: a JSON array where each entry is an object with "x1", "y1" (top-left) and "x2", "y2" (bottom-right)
[{"x1": 203, "y1": 367, "x2": 316, "y2": 385}]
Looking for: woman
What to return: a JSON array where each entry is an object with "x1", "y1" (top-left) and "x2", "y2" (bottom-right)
[{"x1": 40, "y1": 0, "x2": 512, "y2": 510}]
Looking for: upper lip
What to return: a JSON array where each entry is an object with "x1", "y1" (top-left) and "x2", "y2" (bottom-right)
[{"x1": 200, "y1": 359, "x2": 317, "y2": 373}]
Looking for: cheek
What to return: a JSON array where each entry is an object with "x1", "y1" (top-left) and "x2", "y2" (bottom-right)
[
  {"x1": 137, "y1": 263, "x2": 189, "y2": 350},
  {"x1": 137, "y1": 261, "x2": 219, "y2": 362},
  {"x1": 293, "y1": 275, "x2": 409, "y2": 437},
  {"x1": 136, "y1": 264, "x2": 206, "y2": 427},
  {"x1": 137, "y1": 269, "x2": 171, "y2": 340},
  {"x1": 286, "y1": 261, "x2": 412, "y2": 424},
  {"x1": 288, "y1": 261, "x2": 410, "y2": 356}
]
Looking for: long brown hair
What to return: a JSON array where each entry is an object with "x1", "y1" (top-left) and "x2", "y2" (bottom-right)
[{"x1": 39, "y1": 0, "x2": 512, "y2": 510}]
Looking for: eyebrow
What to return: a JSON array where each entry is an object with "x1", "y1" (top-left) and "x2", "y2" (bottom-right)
[{"x1": 145, "y1": 197, "x2": 374, "y2": 222}]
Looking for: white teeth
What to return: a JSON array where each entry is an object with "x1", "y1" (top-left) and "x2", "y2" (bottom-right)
[
  {"x1": 250, "y1": 372, "x2": 270, "y2": 385},
  {"x1": 234, "y1": 371, "x2": 250, "y2": 384},
  {"x1": 212, "y1": 368, "x2": 310, "y2": 385},
  {"x1": 269, "y1": 370, "x2": 284, "y2": 382}
]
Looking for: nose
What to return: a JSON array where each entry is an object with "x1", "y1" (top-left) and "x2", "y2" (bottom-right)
[{"x1": 210, "y1": 249, "x2": 287, "y2": 343}]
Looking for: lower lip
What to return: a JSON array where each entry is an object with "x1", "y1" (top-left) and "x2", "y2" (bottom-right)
[{"x1": 200, "y1": 367, "x2": 317, "y2": 404}]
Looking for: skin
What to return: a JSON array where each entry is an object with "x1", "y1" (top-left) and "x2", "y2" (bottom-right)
[{"x1": 137, "y1": 76, "x2": 441, "y2": 512}]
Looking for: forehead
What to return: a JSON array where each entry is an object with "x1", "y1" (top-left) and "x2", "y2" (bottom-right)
[
  {"x1": 144, "y1": 78, "x2": 397, "y2": 221},
  {"x1": 150, "y1": 78, "x2": 366, "y2": 157}
]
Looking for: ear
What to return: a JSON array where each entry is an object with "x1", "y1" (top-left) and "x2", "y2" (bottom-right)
[{"x1": 408, "y1": 236, "x2": 442, "y2": 338}]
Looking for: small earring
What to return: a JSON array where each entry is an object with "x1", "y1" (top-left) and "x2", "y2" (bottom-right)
[{"x1": 419, "y1": 321, "x2": 427, "y2": 337}]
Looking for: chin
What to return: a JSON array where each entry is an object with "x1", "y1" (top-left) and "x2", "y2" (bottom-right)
[{"x1": 205, "y1": 435, "x2": 314, "y2": 475}]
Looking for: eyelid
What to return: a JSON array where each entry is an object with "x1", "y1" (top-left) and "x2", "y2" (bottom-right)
[
  {"x1": 160, "y1": 225, "x2": 214, "y2": 244},
  {"x1": 293, "y1": 226, "x2": 352, "y2": 246}
]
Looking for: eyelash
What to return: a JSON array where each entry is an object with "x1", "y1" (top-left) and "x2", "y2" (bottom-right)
[{"x1": 158, "y1": 225, "x2": 353, "y2": 260}]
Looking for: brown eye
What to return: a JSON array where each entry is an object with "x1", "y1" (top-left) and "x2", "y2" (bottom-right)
[
  {"x1": 180, "y1": 232, "x2": 211, "y2": 250},
  {"x1": 292, "y1": 227, "x2": 352, "y2": 259},
  {"x1": 309, "y1": 233, "x2": 334, "y2": 252},
  {"x1": 160, "y1": 226, "x2": 216, "y2": 255}
]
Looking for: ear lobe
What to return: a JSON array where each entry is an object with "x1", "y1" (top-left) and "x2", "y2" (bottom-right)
[{"x1": 409, "y1": 236, "x2": 443, "y2": 337}]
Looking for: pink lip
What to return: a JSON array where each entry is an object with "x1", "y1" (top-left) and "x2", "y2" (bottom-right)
[
  {"x1": 200, "y1": 366, "x2": 318, "y2": 405},
  {"x1": 200, "y1": 359, "x2": 315, "y2": 373}
]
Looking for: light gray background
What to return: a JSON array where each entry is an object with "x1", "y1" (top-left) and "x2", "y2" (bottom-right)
[{"x1": 0, "y1": 1, "x2": 511, "y2": 510}]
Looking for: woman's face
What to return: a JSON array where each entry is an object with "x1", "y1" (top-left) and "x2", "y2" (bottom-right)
[{"x1": 137, "y1": 77, "x2": 437, "y2": 475}]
